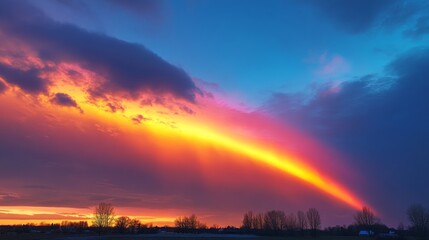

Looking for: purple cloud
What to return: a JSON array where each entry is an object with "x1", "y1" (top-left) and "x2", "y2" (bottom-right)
[
  {"x1": 50, "y1": 93, "x2": 83, "y2": 113},
  {"x1": 0, "y1": 62, "x2": 47, "y2": 94},
  {"x1": 0, "y1": 80, "x2": 7, "y2": 94},
  {"x1": 0, "y1": 0, "x2": 200, "y2": 101},
  {"x1": 263, "y1": 47, "x2": 429, "y2": 226},
  {"x1": 303, "y1": 0, "x2": 424, "y2": 33}
]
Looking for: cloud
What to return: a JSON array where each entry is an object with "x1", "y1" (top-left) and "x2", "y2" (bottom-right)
[
  {"x1": 304, "y1": 0, "x2": 423, "y2": 33},
  {"x1": 54, "y1": 0, "x2": 91, "y2": 12},
  {"x1": 0, "y1": 63, "x2": 47, "y2": 94},
  {"x1": 0, "y1": 80, "x2": 7, "y2": 94},
  {"x1": 263, "y1": 46, "x2": 429, "y2": 225},
  {"x1": 0, "y1": 212, "x2": 89, "y2": 221},
  {"x1": 50, "y1": 93, "x2": 83, "y2": 113},
  {"x1": 0, "y1": 0, "x2": 199, "y2": 101},
  {"x1": 50, "y1": 93, "x2": 78, "y2": 107},
  {"x1": 55, "y1": 0, "x2": 163, "y2": 19},
  {"x1": 404, "y1": 15, "x2": 429, "y2": 39},
  {"x1": 316, "y1": 53, "x2": 349, "y2": 77},
  {"x1": 180, "y1": 105, "x2": 195, "y2": 115},
  {"x1": 131, "y1": 114, "x2": 149, "y2": 124},
  {"x1": 105, "y1": 101, "x2": 125, "y2": 113},
  {"x1": 107, "y1": 0, "x2": 162, "y2": 16},
  {"x1": 305, "y1": 0, "x2": 395, "y2": 33}
]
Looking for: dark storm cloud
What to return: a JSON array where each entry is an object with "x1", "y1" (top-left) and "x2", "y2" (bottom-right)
[
  {"x1": 263, "y1": 47, "x2": 429, "y2": 224},
  {"x1": 0, "y1": 63, "x2": 47, "y2": 94},
  {"x1": 0, "y1": 0, "x2": 199, "y2": 101},
  {"x1": 304, "y1": 0, "x2": 423, "y2": 33}
]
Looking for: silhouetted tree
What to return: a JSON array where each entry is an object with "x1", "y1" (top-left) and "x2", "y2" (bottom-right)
[
  {"x1": 242, "y1": 211, "x2": 254, "y2": 230},
  {"x1": 198, "y1": 222, "x2": 208, "y2": 230},
  {"x1": 264, "y1": 210, "x2": 286, "y2": 231},
  {"x1": 326, "y1": 225, "x2": 350, "y2": 236},
  {"x1": 297, "y1": 210, "x2": 308, "y2": 231},
  {"x1": 175, "y1": 214, "x2": 205, "y2": 232},
  {"x1": 128, "y1": 219, "x2": 142, "y2": 233},
  {"x1": 175, "y1": 216, "x2": 186, "y2": 229},
  {"x1": 188, "y1": 214, "x2": 199, "y2": 229},
  {"x1": 285, "y1": 213, "x2": 298, "y2": 231},
  {"x1": 115, "y1": 216, "x2": 131, "y2": 233},
  {"x1": 354, "y1": 206, "x2": 377, "y2": 231},
  {"x1": 93, "y1": 202, "x2": 115, "y2": 234},
  {"x1": 397, "y1": 222, "x2": 405, "y2": 236},
  {"x1": 253, "y1": 213, "x2": 264, "y2": 230},
  {"x1": 371, "y1": 223, "x2": 389, "y2": 234},
  {"x1": 60, "y1": 221, "x2": 88, "y2": 233},
  {"x1": 241, "y1": 211, "x2": 266, "y2": 231},
  {"x1": 397, "y1": 222, "x2": 405, "y2": 231},
  {"x1": 407, "y1": 204, "x2": 429, "y2": 239},
  {"x1": 306, "y1": 208, "x2": 321, "y2": 234},
  {"x1": 210, "y1": 224, "x2": 220, "y2": 230}
]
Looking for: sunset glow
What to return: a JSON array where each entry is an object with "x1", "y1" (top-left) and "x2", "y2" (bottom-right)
[{"x1": 2, "y1": 0, "x2": 428, "y2": 229}]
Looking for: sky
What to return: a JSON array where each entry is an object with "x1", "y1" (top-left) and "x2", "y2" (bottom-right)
[{"x1": 0, "y1": 0, "x2": 429, "y2": 228}]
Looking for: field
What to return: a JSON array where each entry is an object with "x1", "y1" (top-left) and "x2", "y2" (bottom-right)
[{"x1": 0, "y1": 233, "x2": 377, "y2": 240}]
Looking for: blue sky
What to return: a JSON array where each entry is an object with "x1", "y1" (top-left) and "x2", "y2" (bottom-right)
[{"x1": 32, "y1": 0, "x2": 429, "y2": 106}]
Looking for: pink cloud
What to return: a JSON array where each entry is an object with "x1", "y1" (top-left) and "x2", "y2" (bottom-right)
[{"x1": 317, "y1": 53, "x2": 350, "y2": 77}]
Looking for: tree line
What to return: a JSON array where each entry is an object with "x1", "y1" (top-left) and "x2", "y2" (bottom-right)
[
  {"x1": 240, "y1": 205, "x2": 429, "y2": 239},
  {"x1": 90, "y1": 202, "x2": 429, "y2": 239},
  {"x1": 3, "y1": 202, "x2": 427, "y2": 238},
  {"x1": 92, "y1": 202, "x2": 156, "y2": 234},
  {"x1": 241, "y1": 208, "x2": 321, "y2": 234}
]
